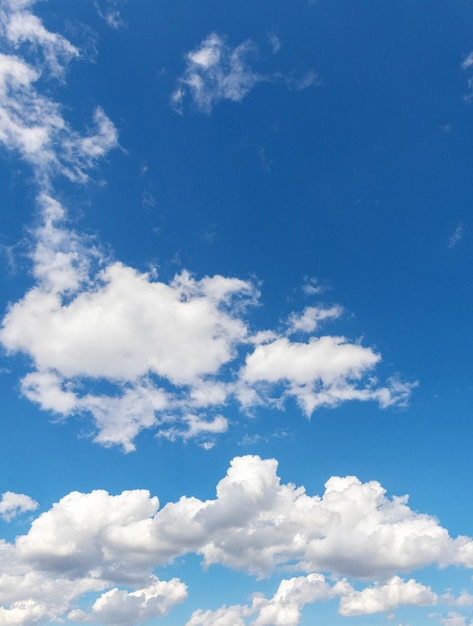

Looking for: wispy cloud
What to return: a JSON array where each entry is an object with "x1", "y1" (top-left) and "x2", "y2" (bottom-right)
[
  {"x1": 0, "y1": 0, "x2": 117, "y2": 186},
  {"x1": 171, "y1": 33, "x2": 262, "y2": 114},
  {"x1": 171, "y1": 32, "x2": 318, "y2": 114},
  {"x1": 93, "y1": 0, "x2": 125, "y2": 30},
  {"x1": 449, "y1": 222, "x2": 464, "y2": 248}
]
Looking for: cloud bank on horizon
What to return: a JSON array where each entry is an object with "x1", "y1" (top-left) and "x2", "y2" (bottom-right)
[{"x1": 3, "y1": 454, "x2": 473, "y2": 625}]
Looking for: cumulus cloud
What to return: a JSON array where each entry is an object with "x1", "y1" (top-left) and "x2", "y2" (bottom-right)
[
  {"x1": 337, "y1": 576, "x2": 437, "y2": 616},
  {"x1": 0, "y1": 196, "x2": 413, "y2": 450},
  {"x1": 0, "y1": 492, "x2": 38, "y2": 522},
  {"x1": 1, "y1": 456, "x2": 473, "y2": 624},
  {"x1": 171, "y1": 32, "x2": 317, "y2": 114},
  {"x1": 186, "y1": 573, "x2": 334, "y2": 626},
  {"x1": 241, "y1": 336, "x2": 415, "y2": 415},
  {"x1": 12, "y1": 456, "x2": 473, "y2": 582},
  {"x1": 0, "y1": 572, "x2": 107, "y2": 626},
  {"x1": 287, "y1": 305, "x2": 343, "y2": 334},
  {"x1": 187, "y1": 574, "x2": 438, "y2": 625},
  {"x1": 68, "y1": 576, "x2": 187, "y2": 624}
]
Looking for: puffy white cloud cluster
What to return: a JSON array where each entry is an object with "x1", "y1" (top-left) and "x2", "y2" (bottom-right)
[
  {"x1": 186, "y1": 573, "x2": 335, "y2": 626},
  {"x1": 68, "y1": 576, "x2": 188, "y2": 624},
  {"x1": 0, "y1": 200, "x2": 414, "y2": 450},
  {"x1": 4, "y1": 456, "x2": 468, "y2": 624},
  {"x1": 186, "y1": 574, "x2": 438, "y2": 625},
  {"x1": 337, "y1": 576, "x2": 437, "y2": 616},
  {"x1": 12, "y1": 456, "x2": 473, "y2": 581}
]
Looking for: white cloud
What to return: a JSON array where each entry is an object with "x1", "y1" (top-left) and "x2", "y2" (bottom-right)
[
  {"x1": 449, "y1": 222, "x2": 464, "y2": 248},
  {"x1": 2, "y1": 457, "x2": 473, "y2": 624},
  {"x1": 0, "y1": 492, "x2": 38, "y2": 522},
  {"x1": 0, "y1": 196, "x2": 413, "y2": 450},
  {"x1": 443, "y1": 591, "x2": 473, "y2": 607},
  {"x1": 68, "y1": 576, "x2": 187, "y2": 625},
  {"x1": 171, "y1": 33, "x2": 262, "y2": 114},
  {"x1": 13, "y1": 456, "x2": 473, "y2": 582},
  {"x1": 171, "y1": 32, "x2": 317, "y2": 114},
  {"x1": 439, "y1": 613, "x2": 473, "y2": 626},
  {"x1": 0, "y1": 0, "x2": 117, "y2": 183},
  {"x1": 462, "y1": 52, "x2": 473, "y2": 70},
  {"x1": 186, "y1": 573, "x2": 334, "y2": 626},
  {"x1": 0, "y1": 572, "x2": 106, "y2": 626},
  {"x1": 186, "y1": 604, "x2": 251, "y2": 626},
  {"x1": 93, "y1": 0, "x2": 125, "y2": 30},
  {"x1": 338, "y1": 576, "x2": 437, "y2": 616},
  {"x1": 287, "y1": 305, "x2": 343, "y2": 334},
  {"x1": 241, "y1": 336, "x2": 414, "y2": 415},
  {"x1": 251, "y1": 573, "x2": 334, "y2": 626}
]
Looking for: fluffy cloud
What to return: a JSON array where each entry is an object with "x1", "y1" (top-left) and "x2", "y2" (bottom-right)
[
  {"x1": 2, "y1": 456, "x2": 473, "y2": 624},
  {"x1": 337, "y1": 576, "x2": 437, "y2": 616},
  {"x1": 251, "y1": 574, "x2": 334, "y2": 626},
  {"x1": 0, "y1": 199, "x2": 413, "y2": 450},
  {"x1": 68, "y1": 576, "x2": 187, "y2": 624},
  {"x1": 0, "y1": 492, "x2": 38, "y2": 521},
  {"x1": 13, "y1": 456, "x2": 473, "y2": 581},
  {"x1": 0, "y1": 572, "x2": 106, "y2": 626},
  {"x1": 186, "y1": 574, "x2": 438, "y2": 625},
  {"x1": 287, "y1": 305, "x2": 343, "y2": 334},
  {"x1": 186, "y1": 573, "x2": 334, "y2": 626},
  {"x1": 241, "y1": 336, "x2": 414, "y2": 414}
]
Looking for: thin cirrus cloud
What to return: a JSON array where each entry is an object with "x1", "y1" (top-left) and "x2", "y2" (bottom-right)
[
  {"x1": 0, "y1": 0, "x2": 415, "y2": 451},
  {"x1": 4, "y1": 454, "x2": 472, "y2": 624},
  {"x1": 171, "y1": 31, "x2": 318, "y2": 114}
]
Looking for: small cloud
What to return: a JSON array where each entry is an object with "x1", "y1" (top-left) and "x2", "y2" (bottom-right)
[
  {"x1": 449, "y1": 222, "x2": 464, "y2": 248},
  {"x1": 141, "y1": 190, "x2": 156, "y2": 210},
  {"x1": 462, "y1": 52, "x2": 473, "y2": 70},
  {"x1": 0, "y1": 491, "x2": 39, "y2": 521},
  {"x1": 93, "y1": 0, "x2": 125, "y2": 30},
  {"x1": 172, "y1": 32, "x2": 320, "y2": 114},
  {"x1": 302, "y1": 276, "x2": 325, "y2": 295},
  {"x1": 259, "y1": 147, "x2": 272, "y2": 172},
  {"x1": 171, "y1": 32, "x2": 261, "y2": 114},
  {"x1": 268, "y1": 33, "x2": 281, "y2": 54}
]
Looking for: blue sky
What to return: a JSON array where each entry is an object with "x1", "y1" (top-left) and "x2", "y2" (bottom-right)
[{"x1": 1, "y1": 0, "x2": 473, "y2": 624}]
